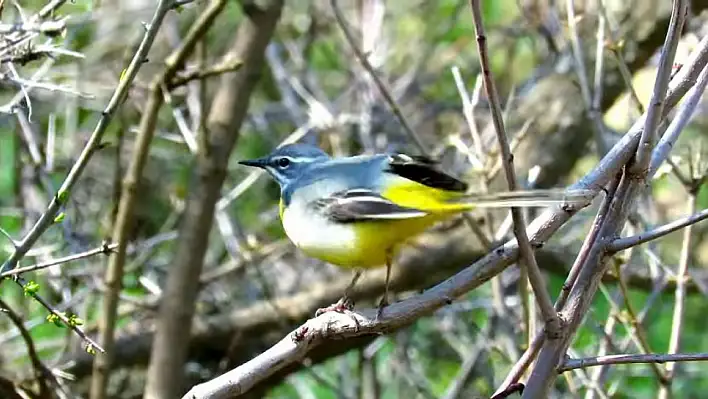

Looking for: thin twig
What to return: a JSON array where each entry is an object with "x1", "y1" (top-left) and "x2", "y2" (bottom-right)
[
  {"x1": 565, "y1": 0, "x2": 607, "y2": 154},
  {"x1": 493, "y1": 332, "x2": 544, "y2": 398},
  {"x1": 557, "y1": 172, "x2": 621, "y2": 310},
  {"x1": 168, "y1": 57, "x2": 243, "y2": 88},
  {"x1": 330, "y1": 0, "x2": 427, "y2": 153},
  {"x1": 584, "y1": 297, "x2": 620, "y2": 399},
  {"x1": 649, "y1": 63, "x2": 708, "y2": 177},
  {"x1": 660, "y1": 191, "x2": 698, "y2": 398},
  {"x1": 451, "y1": 67, "x2": 484, "y2": 167},
  {"x1": 0, "y1": 298, "x2": 52, "y2": 397},
  {"x1": 0, "y1": 242, "x2": 116, "y2": 278},
  {"x1": 560, "y1": 352, "x2": 708, "y2": 372},
  {"x1": 0, "y1": 17, "x2": 66, "y2": 34},
  {"x1": 613, "y1": 261, "x2": 667, "y2": 382},
  {"x1": 468, "y1": 0, "x2": 561, "y2": 338},
  {"x1": 13, "y1": 278, "x2": 105, "y2": 353},
  {"x1": 608, "y1": 208, "x2": 708, "y2": 252},
  {"x1": 597, "y1": 0, "x2": 644, "y2": 115},
  {"x1": 633, "y1": 0, "x2": 688, "y2": 174}
]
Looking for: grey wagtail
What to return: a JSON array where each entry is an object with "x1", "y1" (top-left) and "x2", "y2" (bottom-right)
[{"x1": 239, "y1": 143, "x2": 592, "y2": 315}]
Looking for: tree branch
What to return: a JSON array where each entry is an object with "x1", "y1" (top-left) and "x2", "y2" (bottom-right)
[{"x1": 560, "y1": 352, "x2": 708, "y2": 372}]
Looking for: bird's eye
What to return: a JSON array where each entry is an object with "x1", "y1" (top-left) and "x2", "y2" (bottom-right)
[{"x1": 276, "y1": 157, "x2": 291, "y2": 168}]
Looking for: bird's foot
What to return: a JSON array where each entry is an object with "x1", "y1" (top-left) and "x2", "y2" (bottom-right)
[
  {"x1": 315, "y1": 296, "x2": 361, "y2": 332},
  {"x1": 376, "y1": 296, "x2": 389, "y2": 320},
  {"x1": 315, "y1": 296, "x2": 354, "y2": 317}
]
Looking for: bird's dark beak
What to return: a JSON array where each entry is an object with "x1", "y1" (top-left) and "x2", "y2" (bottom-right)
[{"x1": 238, "y1": 157, "x2": 268, "y2": 168}]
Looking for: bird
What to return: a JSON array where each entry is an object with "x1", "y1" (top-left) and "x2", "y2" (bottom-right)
[{"x1": 239, "y1": 143, "x2": 592, "y2": 316}]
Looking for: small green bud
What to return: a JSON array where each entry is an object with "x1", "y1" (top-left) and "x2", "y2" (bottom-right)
[
  {"x1": 46, "y1": 313, "x2": 63, "y2": 327},
  {"x1": 23, "y1": 280, "x2": 40, "y2": 296},
  {"x1": 54, "y1": 212, "x2": 65, "y2": 223},
  {"x1": 56, "y1": 190, "x2": 69, "y2": 204},
  {"x1": 86, "y1": 343, "x2": 96, "y2": 355},
  {"x1": 68, "y1": 313, "x2": 84, "y2": 326}
]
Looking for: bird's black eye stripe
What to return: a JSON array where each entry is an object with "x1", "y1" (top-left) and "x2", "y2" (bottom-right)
[{"x1": 276, "y1": 157, "x2": 291, "y2": 168}]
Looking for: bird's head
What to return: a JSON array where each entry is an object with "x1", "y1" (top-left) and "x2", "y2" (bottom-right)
[{"x1": 238, "y1": 143, "x2": 330, "y2": 188}]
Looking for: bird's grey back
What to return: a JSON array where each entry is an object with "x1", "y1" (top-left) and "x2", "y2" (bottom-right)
[{"x1": 282, "y1": 154, "x2": 389, "y2": 205}]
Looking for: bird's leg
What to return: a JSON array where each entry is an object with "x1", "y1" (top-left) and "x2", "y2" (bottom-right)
[
  {"x1": 343, "y1": 269, "x2": 362, "y2": 302},
  {"x1": 315, "y1": 269, "x2": 362, "y2": 317},
  {"x1": 377, "y1": 250, "x2": 393, "y2": 318}
]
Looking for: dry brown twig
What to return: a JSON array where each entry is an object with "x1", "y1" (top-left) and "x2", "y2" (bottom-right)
[{"x1": 468, "y1": 0, "x2": 562, "y2": 341}]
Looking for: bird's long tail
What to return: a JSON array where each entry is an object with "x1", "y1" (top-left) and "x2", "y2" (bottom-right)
[{"x1": 447, "y1": 188, "x2": 597, "y2": 209}]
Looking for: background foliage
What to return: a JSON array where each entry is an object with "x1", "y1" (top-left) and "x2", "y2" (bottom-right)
[{"x1": 1, "y1": 0, "x2": 707, "y2": 398}]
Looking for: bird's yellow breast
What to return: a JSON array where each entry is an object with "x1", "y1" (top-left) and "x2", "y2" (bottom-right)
[
  {"x1": 283, "y1": 208, "x2": 441, "y2": 268},
  {"x1": 279, "y1": 178, "x2": 469, "y2": 269}
]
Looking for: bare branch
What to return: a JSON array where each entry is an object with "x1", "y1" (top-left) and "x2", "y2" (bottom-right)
[
  {"x1": 0, "y1": 242, "x2": 116, "y2": 278},
  {"x1": 493, "y1": 332, "x2": 544, "y2": 397},
  {"x1": 0, "y1": 17, "x2": 66, "y2": 34},
  {"x1": 633, "y1": 0, "x2": 688, "y2": 174},
  {"x1": 560, "y1": 352, "x2": 708, "y2": 372},
  {"x1": 649, "y1": 63, "x2": 708, "y2": 177},
  {"x1": 660, "y1": 193, "x2": 698, "y2": 398},
  {"x1": 468, "y1": 0, "x2": 561, "y2": 339},
  {"x1": 608, "y1": 208, "x2": 708, "y2": 252},
  {"x1": 523, "y1": 10, "x2": 704, "y2": 395},
  {"x1": 168, "y1": 56, "x2": 243, "y2": 89},
  {"x1": 143, "y1": 1, "x2": 284, "y2": 398}
]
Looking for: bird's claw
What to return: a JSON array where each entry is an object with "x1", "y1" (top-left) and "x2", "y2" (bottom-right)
[
  {"x1": 376, "y1": 296, "x2": 389, "y2": 320},
  {"x1": 315, "y1": 296, "x2": 354, "y2": 317},
  {"x1": 315, "y1": 296, "x2": 361, "y2": 332}
]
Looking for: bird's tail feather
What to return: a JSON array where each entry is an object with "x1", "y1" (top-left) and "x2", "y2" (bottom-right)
[{"x1": 449, "y1": 188, "x2": 596, "y2": 209}]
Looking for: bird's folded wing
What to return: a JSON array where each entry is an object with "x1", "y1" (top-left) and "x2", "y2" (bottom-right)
[{"x1": 313, "y1": 189, "x2": 428, "y2": 223}]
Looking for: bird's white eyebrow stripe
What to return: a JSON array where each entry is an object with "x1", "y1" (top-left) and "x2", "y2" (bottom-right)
[{"x1": 283, "y1": 156, "x2": 321, "y2": 163}]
